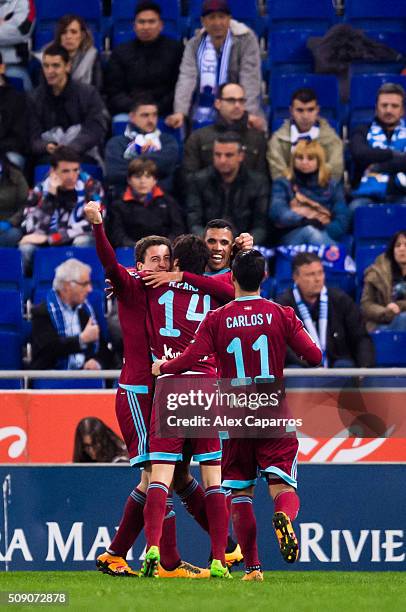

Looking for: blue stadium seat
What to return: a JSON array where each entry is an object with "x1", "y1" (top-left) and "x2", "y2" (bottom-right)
[
  {"x1": 32, "y1": 378, "x2": 105, "y2": 389},
  {"x1": 0, "y1": 248, "x2": 24, "y2": 291},
  {"x1": 372, "y1": 331, "x2": 406, "y2": 366},
  {"x1": 354, "y1": 205, "x2": 406, "y2": 245},
  {"x1": 267, "y1": 0, "x2": 337, "y2": 30},
  {"x1": 34, "y1": 0, "x2": 103, "y2": 50},
  {"x1": 268, "y1": 30, "x2": 320, "y2": 76},
  {"x1": 111, "y1": 0, "x2": 182, "y2": 44},
  {"x1": 349, "y1": 74, "x2": 406, "y2": 131},
  {"x1": 0, "y1": 290, "x2": 24, "y2": 333},
  {"x1": 269, "y1": 74, "x2": 341, "y2": 133},
  {"x1": 34, "y1": 164, "x2": 103, "y2": 184},
  {"x1": 32, "y1": 247, "x2": 106, "y2": 294},
  {"x1": 345, "y1": 0, "x2": 406, "y2": 32},
  {"x1": 355, "y1": 244, "x2": 386, "y2": 284},
  {"x1": 116, "y1": 247, "x2": 135, "y2": 268},
  {"x1": 188, "y1": 0, "x2": 264, "y2": 38},
  {"x1": 0, "y1": 331, "x2": 23, "y2": 369}
]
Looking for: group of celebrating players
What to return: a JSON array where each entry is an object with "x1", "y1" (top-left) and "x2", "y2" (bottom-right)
[{"x1": 84, "y1": 201, "x2": 322, "y2": 581}]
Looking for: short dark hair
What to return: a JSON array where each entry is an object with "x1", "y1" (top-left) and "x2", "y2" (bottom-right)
[
  {"x1": 217, "y1": 82, "x2": 243, "y2": 99},
  {"x1": 50, "y1": 146, "x2": 81, "y2": 168},
  {"x1": 377, "y1": 82, "x2": 406, "y2": 105},
  {"x1": 203, "y1": 218, "x2": 236, "y2": 239},
  {"x1": 43, "y1": 43, "x2": 70, "y2": 64},
  {"x1": 135, "y1": 235, "x2": 172, "y2": 263},
  {"x1": 232, "y1": 249, "x2": 265, "y2": 291},
  {"x1": 214, "y1": 132, "x2": 243, "y2": 150},
  {"x1": 129, "y1": 94, "x2": 158, "y2": 113},
  {"x1": 292, "y1": 252, "x2": 322, "y2": 275},
  {"x1": 172, "y1": 234, "x2": 210, "y2": 275},
  {"x1": 135, "y1": 1, "x2": 161, "y2": 17},
  {"x1": 291, "y1": 87, "x2": 318, "y2": 105},
  {"x1": 128, "y1": 158, "x2": 158, "y2": 178}
]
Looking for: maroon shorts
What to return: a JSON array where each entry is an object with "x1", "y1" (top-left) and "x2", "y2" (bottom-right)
[
  {"x1": 221, "y1": 436, "x2": 299, "y2": 490},
  {"x1": 116, "y1": 379, "x2": 154, "y2": 466}
]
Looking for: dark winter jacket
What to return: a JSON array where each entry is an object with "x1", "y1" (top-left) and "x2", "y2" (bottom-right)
[
  {"x1": 0, "y1": 81, "x2": 28, "y2": 154},
  {"x1": 105, "y1": 126, "x2": 179, "y2": 192},
  {"x1": 350, "y1": 120, "x2": 406, "y2": 189},
  {"x1": 105, "y1": 36, "x2": 184, "y2": 116},
  {"x1": 108, "y1": 185, "x2": 185, "y2": 247},
  {"x1": 270, "y1": 172, "x2": 351, "y2": 241},
  {"x1": 277, "y1": 287, "x2": 375, "y2": 367},
  {"x1": 0, "y1": 162, "x2": 29, "y2": 223},
  {"x1": 186, "y1": 164, "x2": 269, "y2": 244},
  {"x1": 183, "y1": 112, "x2": 268, "y2": 175},
  {"x1": 31, "y1": 301, "x2": 115, "y2": 370},
  {"x1": 29, "y1": 78, "x2": 109, "y2": 157}
]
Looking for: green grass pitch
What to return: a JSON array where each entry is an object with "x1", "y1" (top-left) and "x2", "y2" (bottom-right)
[{"x1": 1, "y1": 572, "x2": 406, "y2": 612}]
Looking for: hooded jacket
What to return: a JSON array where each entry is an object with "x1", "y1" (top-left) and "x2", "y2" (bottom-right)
[
  {"x1": 174, "y1": 20, "x2": 262, "y2": 117},
  {"x1": 361, "y1": 253, "x2": 406, "y2": 331}
]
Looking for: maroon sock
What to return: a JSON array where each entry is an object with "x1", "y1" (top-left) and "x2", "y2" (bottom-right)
[
  {"x1": 231, "y1": 495, "x2": 260, "y2": 569},
  {"x1": 109, "y1": 487, "x2": 146, "y2": 557},
  {"x1": 143, "y1": 482, "x2": 168, "y2": 549},
  {"x1": 177, "y1": 477, "x2": 209, "y2": 533},
  {"x1": 160, "y1": 494, "x2": 181, "y2": 571},
  {"x1": 274, "y1": 490, "x2": 300, "y2": 521},
  {"x1": 204, "y1": 486, "x2": 228, "y2": 564}
]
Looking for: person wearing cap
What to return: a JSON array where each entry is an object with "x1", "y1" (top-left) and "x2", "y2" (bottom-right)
[{"x1": 166, "y1": 0, "x2": 264, "y2": 132}]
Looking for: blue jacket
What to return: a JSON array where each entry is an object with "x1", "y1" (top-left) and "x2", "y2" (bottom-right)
[{"x1": 270, "y1": 173, "x2": 350, "y2": 241}]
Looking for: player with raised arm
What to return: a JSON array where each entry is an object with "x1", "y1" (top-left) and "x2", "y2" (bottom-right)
[
  {"x1": 84, "y1": 201, "x2": 210, "y2": 579},
  {"x1": 152, "y1": 250, "x2": 322, "y2": 581}
]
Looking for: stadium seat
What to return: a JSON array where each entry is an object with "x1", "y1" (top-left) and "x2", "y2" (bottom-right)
[
  {"x1": 0, "y1": 331, "x2": 23, "y2": 369},
  {"x1": 116, "y1": 247, "x2": 135, "y2": 268},
  {"x1": 111, "y1": 0, "x2": 182, "y2": 44},
  {"x1": 0, "y1": 290, "x2": 24, "y2": 333},
  {"x1": 354, "y1": 205, "x2": 406, "y2": 245},
  {"x1": 32, "y1": 247, "x2": 106, "y2": 294},
  {"x1": 34, "y1": 0, "x2": 103, "y2": 50},
  {"x1": 0, "y1": 248, "x2": 24, "y2": 291},
  {"x1": 372, "y1": 331, "x2": 406, "y2": 366},
  {"x1": 355, "y1": 244, "x2": 386, "y2": 284},
  {"x1": 269, "y1": 74, "x2": 341, "y2": 133},
  {"x1": 349, "y1": 74, "x2": 406, "y2": 131},
  {"x1": 268, "y1": 30, "x2": 320, "y2": 76},
  {"x1": 34, "y1": 164, "x2": 103, "y2": 184},
  {"x1": 267, "y1": 0, "x2": 337, "y2": 30},
  {"x1": 345, "y1": 0, "x2": 406, "y2": 32}
]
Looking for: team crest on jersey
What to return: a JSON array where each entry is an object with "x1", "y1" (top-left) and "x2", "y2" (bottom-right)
[
  {"x1": 244, "y1": 306, "x2": 252, "y2": 311},
  {"x1": 126, "y1": 267, "x2": 140, "y2": 278}
]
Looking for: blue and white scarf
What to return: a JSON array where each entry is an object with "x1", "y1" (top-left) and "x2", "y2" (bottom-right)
[
  {"x1": 290, "y1": 121, "x2": 320, "y2": 150},
  {"x1": 46, "y1": 289, "x2": 98, "y2": 370},
  {"x1": 354, "y1": 119, "x2": 406, "y2": 197},
  {"x1": 293, "y1": 283, "x2": 328, "y2": 367},
  {"x1": 194, "y1": 29, "x2": 232, "y2": 123},
  {"x1": 123, "y1": 124, "x2": 162, "y2": 159}
]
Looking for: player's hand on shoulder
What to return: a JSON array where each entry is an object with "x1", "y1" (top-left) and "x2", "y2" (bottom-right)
[
  {"x1": 234, "y1": 232, "x2": 253, "y2": 251},
  {"x1": 84, "y1": 201, "x2": 103, "y2": 224},
  {"x1": 143, "y1": 271, "x2": 183, "y2": 288},
  {"x1": 152, "y1": 358, "x2": 166, "y2": 376}
]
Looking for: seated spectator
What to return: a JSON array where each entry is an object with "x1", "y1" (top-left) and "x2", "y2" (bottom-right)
[
  {"x1": 19, "y1": 146, "x2": 102, "y2": 272},
  {"x1": 29, "y1": 43, "x2": 108, "y2": 166},
  {"x1": 166, "y1": 0, "x2": 264, "y2": 131},
  {"x1": 268, "y1": 88, "x2": 344, "y2": 181},
  {"x1": 361, "y1": 230, "x2": 406, "y2": 332},
  {"x1": 0, "y1": 52, "x2": 28, "y2": 168},
  {"x1": 0, "y1": 155, "x2": 29, "y2": 246},
  {"x1": 105, "y1": 95, "x2": 179, "y2": 193},
  {"x1": 0, "y1": 0, "x2": 35, "y2": 90},
  {"x1": 30, "y1": 258, "x2": 116, "y2": 370},
  {"x1": 73, "y1": 417, "x2": 128, "y2": 463},
  {"x1": 270, "y1": 140, "x2": 350, "y2": 246},
  {"x1": 276, "y1": 252, "x2": 375, "y2": 368},
  {"x1": 107, "y1": 158, "x2": 184, "y2": 248},
  {"x1": 183, "y1": 82, "x2": 267, "y2": 176},
  {"x1": 105, "y1": 1, "x2": 183, "y2": 117},
  {"x1": 350, "y1": 83, "x2": 406, "y2": 210},
  {"x1": 51, "y1": 14, "x2": 102, "y2": 89},
  {"x1": 186, "y1": 133, "x2": 268, "y2": 244}
]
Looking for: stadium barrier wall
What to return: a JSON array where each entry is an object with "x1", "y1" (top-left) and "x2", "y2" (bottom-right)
[{"x1": 0, "y1": 465, "x2": 405, "y2": 571}]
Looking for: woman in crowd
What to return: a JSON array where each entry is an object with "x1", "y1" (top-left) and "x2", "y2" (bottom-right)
[
  {"x1": 361, "y1": 230, "x2": 406, "y2": 331},
  {"x1": 73, "y1": 417, "x2": 128, "y2": 463},
  {"x1": 107, "y1": 158, "x2": 185, "y2": 248},
  {"x1": 270, "y1": 140, "x2": 350, "y2": 246}
]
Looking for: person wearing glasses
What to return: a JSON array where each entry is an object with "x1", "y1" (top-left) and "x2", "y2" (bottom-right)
[
  {"x1": 183, "y1": 83, "x2": 267, "y2": 177},
  {"x1": 30, "y1": 258, "x2": 115, "y2": 371},
  {"x1": 18, "y1": 146, "x2": 103, "y2": 274}
]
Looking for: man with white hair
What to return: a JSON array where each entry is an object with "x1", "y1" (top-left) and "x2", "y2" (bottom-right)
[{"x1": 30, "y1": 258, "x2": 115, "y2": 370}]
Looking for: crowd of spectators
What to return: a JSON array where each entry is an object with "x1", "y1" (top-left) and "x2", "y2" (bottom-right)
[{"x1": 1, "y1": 0, "x2": 406, "y2": 376}]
